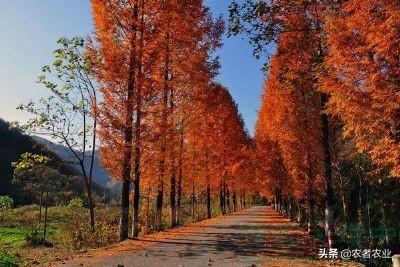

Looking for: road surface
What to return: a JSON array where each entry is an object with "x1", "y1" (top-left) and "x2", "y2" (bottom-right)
[{"x1": 56, "y1": 206, "x2": 361, "y2": 267}]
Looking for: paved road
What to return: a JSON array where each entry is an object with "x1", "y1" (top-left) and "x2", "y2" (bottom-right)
[{"x1": 58, "y1": 206, "x2": 361, "y2": 267}]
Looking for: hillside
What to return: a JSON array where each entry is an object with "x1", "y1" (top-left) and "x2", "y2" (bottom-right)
[
  {"x1": 33, "y1": 136, "x2": 114, "y2": 188},
  {"x1": 0, "y1": 118, "x2": 114, "y2": 203}
]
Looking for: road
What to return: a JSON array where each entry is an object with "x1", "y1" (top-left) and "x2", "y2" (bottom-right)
[{"x1": 57, "y1": 206, "x2": 361, "y2": 267}]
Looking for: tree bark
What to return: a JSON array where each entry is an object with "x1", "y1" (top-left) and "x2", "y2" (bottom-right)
[
  {"x1": 132, "y1": 0, "x2": 145, "y2": 238},
  {"x1": 170, "y1": 170, "x2": 177, "y2": 227},
  {"x1": 35, "y1": 190, "x2": 43, "y2": 237},
  {"x1": 43, "y1": 188, "x2": 48, "y2": 240},
  {"x1": 207, "y1": 182, "x2": 211, "y2": 219},
  {"x1": 321, "y1": 92, "x2": 335, "y2": 248},
  {"x1": 132, "y1": 178, "x2": 140, "y2": 238},
  {"x1": 119, "y1": 3, "x2": 138, "y2": 241},
  {"x1": 308, "y1": 197, "x2": 315, "y2": 235},
  {"x1": 219, "y1": 184, "x2": 225, "y2": 215},
  {"x1": 155, "y1": 181, "x2": 164, "y2": 231},
  {"x1": 176, "y1": 120, "x2": 184, "y2": 225},
  {"x1": 120, "y1": 180, "x2": 131, "y2": 241},
  {"x1": 233, "y1": 190, "x2": 237, "y2": 212},
  {"x1": 169, "y1": 88, "x2": 176, "y2": 227},
  {"x1": 156, "y1": 15, "x2": 171, "y2": 232},
  {"x1": 226, "y1": 187, "x2": 231, "y2": 213},
  {"x1": 191, "y1": 182, "x2": 196, "y2": 218}
]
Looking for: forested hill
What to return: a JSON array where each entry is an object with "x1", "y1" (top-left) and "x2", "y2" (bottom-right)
[
  {"x1": 0, "y1": 118, "x2": 113, "y2": 204},
  {"x1": 33, "y1": 136, "x2": 115, "y2": 189}
]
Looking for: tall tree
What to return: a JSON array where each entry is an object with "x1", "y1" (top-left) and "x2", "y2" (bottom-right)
[
  {"x1": 90, "y1": 0, "x2": 144, "y2": 241},
  {"x1": 322, "y1": 0, "x2": 400, "y2": 179},
  {"x1": 18, "y1": 37, "x2": 99, "y2": 232}
]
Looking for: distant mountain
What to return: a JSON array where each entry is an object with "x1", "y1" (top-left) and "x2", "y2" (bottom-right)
[
  {"x1": 0, "y1": 118, "x2": 116, "y2": 203},
  {"x1": 33, "y1": 136, "x2": 111, "y2": 186},
  {"x1": 33, "y1": 136, "x2": 121, "y2": 195}
]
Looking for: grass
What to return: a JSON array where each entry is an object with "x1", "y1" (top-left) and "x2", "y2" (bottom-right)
[
  {"x1": 0, "y1": 228, "x2": 28, "y2": 248},
  {"x1": 0, "y1": 252, "x2": 20, "y2": 267},
  {"x1": 0, "y1": 218, "x2": 61, "y2": 266},
  {"x1": 0, "y1": 202, "x2": 220, "y2": 266}
]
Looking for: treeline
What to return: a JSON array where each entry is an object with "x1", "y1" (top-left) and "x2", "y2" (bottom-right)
[
  {"x1": 88, "y1": 0, "x2": 257, "y2": 240},
  {"x1": 229, "y1": 0, "x2": 400, "y2": 265}
]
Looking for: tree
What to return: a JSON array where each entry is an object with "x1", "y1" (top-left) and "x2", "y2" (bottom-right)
[
  {"x1": 0, "y1": 196, "x2": 13, "y2": 221},
  {"x1": 321, "y1": 0, "x2": 400, "y2": 179},
  {"x1": 12, "y1": 153, "x2": 52, "y2": 240},
  {"x1": 18, "y1": 37, "x2": 99, "y2": 233},
  {"x1": 90, "y1": 0, "x2": 163, "y2": 240}
]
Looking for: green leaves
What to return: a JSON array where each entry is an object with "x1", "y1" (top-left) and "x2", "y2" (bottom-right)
[{"x1": 12, "y1": 153, "x2": 51, "y2": 171}]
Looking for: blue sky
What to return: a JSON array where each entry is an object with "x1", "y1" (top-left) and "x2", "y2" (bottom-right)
[{"x1": 0, "y1": 1, "x2": 264, "y2": 134}]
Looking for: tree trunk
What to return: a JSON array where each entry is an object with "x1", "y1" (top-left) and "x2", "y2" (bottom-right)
[
  {"x1": 83, "y1": 177, "x2": 95, "y2": 233},
  {"x1": 219, "y1": 185, "x2": 225, "y2": 215},
  {"x1": 43, "y1": 188, "x2": 48, "y2": 240},
  {"x1": 132, "y1": 178, "x2": 140, "y2": 238},
  {"x1": 306, "y1": 172, "x2": 315, "y2": 234},
  {"x1": 379, "y1": 182, "x2": 390, "y2": 246},
  {"x1": 155, "y1": 18, "x2": 171, "y2": 232},
  {"x1": 35, "y1": 190, "x2": 43, "y2": 237},
  {"x1": 155, "y1": 180, "x2": 164, "y2": 231},
  {"x1": 119, "y1": 4, "x2": 138, "y2": 240},
  {"x1": 144, "y1": 186, "x2": 151, "y2": 235},
  {"x1": 366, "y1": 184, "x2": 373, "y2": 245},
  {"x1": 233, "y1": 190, "x2": 237, "y2": 212},
  {"x1": 132, "y1": 0, "x2": 144, "y2": 238},
  {"x1": 226, "y1": 187, "x2": 231, "y2": 213},
  {"x1": 207, "y1": 183, "x2": 211, "y2": 219},
  {"x1": 308, "y1": 198, "x2": 315, "y2": 235},
  {"x1": 297, "y1": 202, "x2": 305, "y2": 225},
  {"x1": 191, "y1": 182, "x2": 196, "y2": 218},
  {"x1": 284, "y1": 196, "x2": 289, "y2": 218},
  {"x1": 289, "y1": 197, "x2": 295, "y2": 220},
  {"x1": 223, "y1": 182, "x2": 227, "y2": 214},
  {"x1": 120, "y1": 181, "x2": 131, "y2": 241},
  {"x1": 339, "y1": 174, "x2": 349, "y2": 241},
  {"x1": 177, "y1": 165, "x2": 182, "y2": 225},
  {"x1": 321, "y1": 92, "x2": 335, "y2": 248},
  {"x1": 170, "y1": 171, "x2": 176, "y2": 227},
  {"x1": 168, "y1": 73, "x2": 177, "y2": 227},
  {"x1": 176, "y1": 121, "x2": 184, "y2": 225}
]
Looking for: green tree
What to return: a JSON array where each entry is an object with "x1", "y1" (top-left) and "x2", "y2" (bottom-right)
[
  {"x1": 18, "y1": 37, "x2": 99, "y2": 232},
  {"x1": 0, "y1": 196, "x2": 14, "y2": 221},
  {"x1": 12, "y1": 153, "x2": 52, "y2": 240}
]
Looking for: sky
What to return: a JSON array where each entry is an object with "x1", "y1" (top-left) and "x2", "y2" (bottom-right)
[{"x1": 0, "y1": 0, "x2": 264, "y2": 134}]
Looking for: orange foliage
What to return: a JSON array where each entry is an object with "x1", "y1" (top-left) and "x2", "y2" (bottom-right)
[{"x1": 322, "y1": 0, "x2": 400, "y2": 178}]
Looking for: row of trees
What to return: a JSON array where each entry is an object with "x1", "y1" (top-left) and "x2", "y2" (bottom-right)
[
  {"x1": 88, "y1": 0, "x2": 256, "y2": 240},
  {"x1": 229, "y1": 0, "x2": 400, "y2": 257},
  {"x1": 89, "y1": 0, "x2": 256, "y2": 241},
  {"x1": 20, "y1": 0, "x2": 259, "y2": 244}
]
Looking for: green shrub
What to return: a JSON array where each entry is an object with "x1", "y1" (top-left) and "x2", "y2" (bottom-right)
[
  {"x1": 0, "y1": 196, "x2": 14, "y2": 221},
  {"x1": 61, "y1": 209, "x2": 118, "y2": 250},
  {"x1": 67, "y1": 198, "x2": 85, "y2": 210},
  {"x1": 0, "y1": 252, "x2": 19, "y2": 267},
  {"x1": 24, "y1": 231, "x2": 52, "y2": 247}
]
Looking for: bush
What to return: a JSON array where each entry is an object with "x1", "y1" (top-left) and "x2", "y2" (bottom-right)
[
  {"x1": 61, "y1": 209, "x2": 119, "y2": 250},
  {"x1": 0, "y1": 196, "x2": 14, "y2": 220},
  {"x1": 67, "y1": 198, "x2": 85, "y2": 210},
  {"x1": 0, "y1": 252, "x2": 19, "y2": 267},
  {"x1": 25, "y1": 231, "x2": 52, "y2": 247}
]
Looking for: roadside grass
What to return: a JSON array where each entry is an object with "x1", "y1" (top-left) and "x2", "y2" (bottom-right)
[
  {"x1": 0, "y1": 252, "x2": 20, "y2": 267},
  {"x1": 0, "y1": 201, "x2": 222, "y2": 266},
  {"x1": 0, "y1": 228, "x2": 27, "y2": 248}
]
